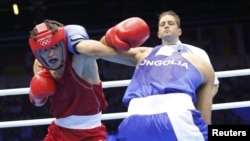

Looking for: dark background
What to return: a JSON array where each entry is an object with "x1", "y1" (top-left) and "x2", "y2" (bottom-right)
[
  {"x1": 0, "y1": 0, "x2": 250, "y2": 140},
  {"x1": 0, "y1": 0, "x2": 250, "y2": 49}
]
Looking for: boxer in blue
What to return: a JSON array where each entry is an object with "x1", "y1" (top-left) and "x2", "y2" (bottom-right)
[
  {"x1": 100, "y1": 13, "x2": 215, "y2": 140},
  {"x1": 116, "y1": 45, "x2": 215, "y2": 141}
]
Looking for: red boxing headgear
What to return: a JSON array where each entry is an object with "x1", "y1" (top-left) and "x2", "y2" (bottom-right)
[{"x1": 29, "y1": 23, "x2": 67, "y2": 69}]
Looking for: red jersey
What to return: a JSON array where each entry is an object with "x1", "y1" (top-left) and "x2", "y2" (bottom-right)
[{"x1": 49, "y1": 59, "x2": 108, "y2": 118}]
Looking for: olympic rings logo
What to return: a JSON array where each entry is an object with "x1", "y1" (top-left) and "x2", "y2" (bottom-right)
[{"x1": 39, "y1": 38, "x2": 52, "y2": 46}]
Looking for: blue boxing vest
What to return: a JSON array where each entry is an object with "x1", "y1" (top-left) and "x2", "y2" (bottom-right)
[{"x1": 123, "y1": 44, "x2": 203, "y2": 106}]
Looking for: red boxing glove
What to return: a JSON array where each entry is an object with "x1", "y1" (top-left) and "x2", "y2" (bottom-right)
[
  {"x1": 105, "y1": 17, "x2": 150, "y2": 51},
  {"x1": 29, "y1": 68, "x2": 56, "y2": 106}
]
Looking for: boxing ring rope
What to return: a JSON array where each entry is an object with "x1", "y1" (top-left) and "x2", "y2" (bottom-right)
[{"x1": 0, "y1": 68, "x2": 250, "y2": 128}]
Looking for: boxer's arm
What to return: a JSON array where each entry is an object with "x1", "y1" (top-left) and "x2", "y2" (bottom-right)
[
  {"x1": 99, "y1": 46, "x2": 151, "y2": 67},
  {"x1": 193, "y1": 48, "x2": 220, "y2": 96},
  {"x1": 195, "y1": 59, "x2": 215, "y2": 125},
  {"x1": 64, "y1": 25, "x2": 137, "y2": 66},
  {"x1": 75, "y1": 39, "x2": 150, "y2": 66},
  {"x1": 65, "y1": 17, "x2": 150, "y2": 66}
]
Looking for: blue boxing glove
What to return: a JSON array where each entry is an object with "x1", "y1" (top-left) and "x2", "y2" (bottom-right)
[{"x1": 64, "y1": 25, "x2": 89, "y2": 55}]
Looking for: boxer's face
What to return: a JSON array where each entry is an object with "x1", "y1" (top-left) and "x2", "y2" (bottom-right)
[
  {"x1": 38, "y1": 41, "x2": 65, "y2": 69},
  {"x1": 157, "y1": 15, "x2": 182, "y2": 42}
]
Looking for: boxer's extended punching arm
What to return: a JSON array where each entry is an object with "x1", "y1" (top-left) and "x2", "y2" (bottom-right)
[{"x1": 64, "y1": 18, "x2": 150, "y2": 66}]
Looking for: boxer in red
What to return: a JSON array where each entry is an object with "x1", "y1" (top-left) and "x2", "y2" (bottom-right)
[{"x1": 28, "y1": 17, "x2": 149, "y2": 141}]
